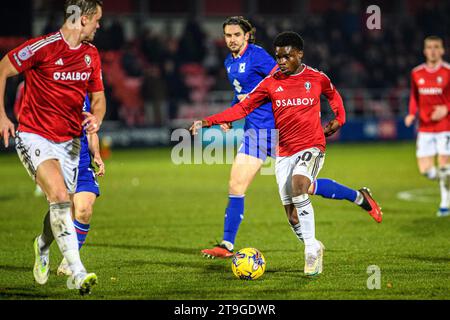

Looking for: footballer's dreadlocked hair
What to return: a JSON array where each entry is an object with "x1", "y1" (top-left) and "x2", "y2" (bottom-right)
[
  {"x1": 223, "y1": 16, "x2": 256, "y2": 44},
  {"x1": 64, "y1": 0, "x2": 103, "y2": 21},
  {"x1": 273, "y1": 31, "x2": 304, "y2": 51}
]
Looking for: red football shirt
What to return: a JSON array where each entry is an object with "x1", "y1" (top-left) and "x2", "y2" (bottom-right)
[
  {"x1": 409, "y1": 62, "x2": 450, "y2": 132},
  {"x1": 205, "y1": 64, "x2": 346, "y2": 156},
  {"x1": 7, "y1": 30, "x2": 104, "y2": 142},
  {"x1": 13, "y1": 81, "x2": 25, "y2": 121}
]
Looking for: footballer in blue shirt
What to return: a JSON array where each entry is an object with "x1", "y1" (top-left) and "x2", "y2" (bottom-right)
[
  {"x1": 201, "y1": 17, "x2": 383, "y2": 259},
  {"x1": 56, "y1": 96, "x2": 105, "y2": 275}
]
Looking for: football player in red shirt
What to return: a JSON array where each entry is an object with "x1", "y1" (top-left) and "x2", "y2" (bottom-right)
[
  {"x1": 0, "y1": 0, "x2": 105, "y2": 294},
  {"x1": 404, "y1": 36, "x2": 450, "y2": 217},
  {"x1": 191, "y1": 31, "x2": 350, "y2": 276}
]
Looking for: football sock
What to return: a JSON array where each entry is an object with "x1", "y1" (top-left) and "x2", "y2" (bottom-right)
[
  {"x1": 292, "y1": 194, "x2": 320, "y2": 256},
  {"x1": 74, "y1": 220, "x2": 90, "y2": 250},
  {"x1": 223, "y1": 195, "x2": 245, "y2": 250},
  {"x1": 221, "y1": 240, "x2": 234, "y2": 251},
  {"x1": 354, "y1": 191, "x2": 364, "y2": 206},
  {"x1": 38, "y1": 210, "x2": 54, "y2": 254},
  {"x1": 438, "y1": 166, "x2": 450, "y2": 209},
  {"x1": 49, "y1": 202, "x2": 85, "y2": 275},
  {"x1": 424, "y1": 166, "x2": 438, "y2": 180},
  {"x1": 313, "y1": 178, "x2": 358, "y2": 203}
]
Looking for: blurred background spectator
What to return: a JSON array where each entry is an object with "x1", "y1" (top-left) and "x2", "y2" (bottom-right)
[{"x1": 1, "y1": 0, "x2": 449, "y2": 129}]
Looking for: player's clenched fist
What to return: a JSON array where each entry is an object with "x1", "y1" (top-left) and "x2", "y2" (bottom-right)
[
  {"x1": 220, "y1": 122, "x2": 233, "y2": 132},
  {"x1": 404, "y1": 114, "x2": 416, "y2": 127},
  {"x1": 323, "y1": 119, "x2": 341, "y2": 137},
  {"x1": 93, "y1": 154, "x2": 105, "y2": 177},
  {"x1": 189, "y1": 120, "x2": 208, "y2": 135},
  {"x1": 0, "y1": 115, "x2": 15, "y2": 148},
  {"x1": 430, "y1": 105, "x2": 448, "y2": 122}
]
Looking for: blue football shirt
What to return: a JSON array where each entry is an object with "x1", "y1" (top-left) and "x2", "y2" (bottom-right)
[
  {"x1": 78, "y1": 96, "x2": 91, "y2": 170},
  {"x1": 224, "y1": 43, "x2": 277, "y2": 131}
]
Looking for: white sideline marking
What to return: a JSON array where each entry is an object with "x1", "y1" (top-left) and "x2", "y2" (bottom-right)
[{"x1": 396, "y1": 187, "x2": 438, "y2": 203}]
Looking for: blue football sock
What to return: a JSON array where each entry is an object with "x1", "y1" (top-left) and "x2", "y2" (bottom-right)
[
  {"x1": 74, "y1": 220, "x2": 90, "y2": 250},
  {"x1": 223, "y1": 195, "x2": 245, "y2": 247},
  {"x1": 313, "y1": 178, "x2": 358, "y2": 202}
]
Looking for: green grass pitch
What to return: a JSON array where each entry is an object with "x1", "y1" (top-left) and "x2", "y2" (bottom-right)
[{"x1": 0, "y1": 142, "x2": 449, "y2": 300}]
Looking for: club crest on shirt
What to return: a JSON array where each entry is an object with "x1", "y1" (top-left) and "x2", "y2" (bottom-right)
[
  {"x1": 418, "y1": 78, "x2": 425, "y2": 85},
  {"x1": 239, "y1": 63, "x2": 246, "y2": 73},
  {"x1": 18, "y1": 46, "x2": 34, "y2": 61},
  {"x1": 85, "y1": 54, "x2": 91, "y2": 66},
  {"x1": 437, "y1": 76, "x2": 443, "y2": 84},
  {"x1": 304, "y1": 81, "x2": 312, "y2": 92}
]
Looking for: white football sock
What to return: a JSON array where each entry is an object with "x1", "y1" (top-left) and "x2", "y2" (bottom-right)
[
  {"x1": 221, "y1": 240, "x2": 234, "y2": 251},
  {"x1": 354, "y1": 191, "x2": 364, "y2": 205},
  {"x1": 424, "y1": 167, "x2": 438, "y2": 180},
  {"x1": 439, "y1": 166, "x2": 450, "y2": 208},
  {"x1": 49, "y1": 202, "x2": 86, "y2": 275},
  {"x1": 38, "y1": 210, "x2": 54, "y2": 254},
  {"x1": 292, "y1": 194, "x2": 320, "y2": 256}
]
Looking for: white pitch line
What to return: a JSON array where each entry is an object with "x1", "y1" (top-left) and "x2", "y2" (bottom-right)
[{"x1": 396, "y1": 187, "x2": 439, "y2": 203}]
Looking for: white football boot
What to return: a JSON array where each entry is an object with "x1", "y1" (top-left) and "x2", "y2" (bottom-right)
[
  {"x1": 67, "y1": 272, "x2": 98, "y2": 296},
  {"x1": 304, "y1": 241, "x2": 325, "y2": 276},
  {"x1": 33, "y1": 236, "x2": 50, "y2": 285},
  {"x1": 57, "y1": 257, "x2": 72, "y2": 276}
]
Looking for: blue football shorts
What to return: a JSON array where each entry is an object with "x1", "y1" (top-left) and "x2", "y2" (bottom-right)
[
  {"x1": 237, "y1": 128, "x2": 277, "y2": 161},
  {"x1": 76, "y1": 165, "x2": 100, "y2": 197}
]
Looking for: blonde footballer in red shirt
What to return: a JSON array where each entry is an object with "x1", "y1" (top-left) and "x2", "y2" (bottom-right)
[
  {"x1": 190, "y1": 32, "x2": 347, "y2": 276},
  {"x1": 0, "y1": 0, "x2": 105, "y2": 294},
  {"x1": 404, "y1": 36, "x2": 450, "y2": 217}
]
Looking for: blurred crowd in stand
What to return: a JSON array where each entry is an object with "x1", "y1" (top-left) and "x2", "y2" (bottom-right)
[{"x1": 3, "y1": 1, "x2": 449, "y2": 127}]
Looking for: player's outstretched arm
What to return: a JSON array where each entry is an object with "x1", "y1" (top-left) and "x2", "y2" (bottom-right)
[
  {"x1": 189, "y1": 120, "x2": 209, "y2": 135},
  {"x1": 0, "y1": 55, "x2": 19, "y2": 147},
  {"x1": 87, "y1": 133, "x2": 105, "y2": 176},
  {"x1": 189, "y1": 80, "x2": 270, "y2": 135}
]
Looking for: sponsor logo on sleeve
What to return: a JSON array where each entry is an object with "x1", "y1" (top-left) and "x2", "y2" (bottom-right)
[
  {"x1": 18, "y1": 46, "x2": 34, "y2": 61},
  {"x1": 13, "y1": 53, "x2": 22, "y2": 67}
]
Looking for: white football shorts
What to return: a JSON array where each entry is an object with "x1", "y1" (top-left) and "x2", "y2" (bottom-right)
[
  {"x1": 416, "y1": 131, "x2": 450, "y2": 158},
  {"x1": 275, "y1": 147, "x2": 325, "y2": 205},
  {"x1": 15, "y1": 131, "x2": 81, "y2": 194}
]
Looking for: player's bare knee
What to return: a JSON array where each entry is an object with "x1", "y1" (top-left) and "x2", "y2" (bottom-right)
[
  {"x1": 75, "y1": 204, "x2": 93, "y2": 224},
  {"x1": 291, "y1": 175, "x2": 311, "y2": 197},
  {"x1": 47, "y1": 188, "x2": 70, "y2": 203},
  {"x1": 228, "y1": 178, "x2": 246, "y2": 195},
  {"x1": 291, "y1": 182, "x2": 309, "y2": 197}
]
